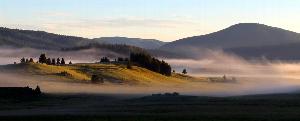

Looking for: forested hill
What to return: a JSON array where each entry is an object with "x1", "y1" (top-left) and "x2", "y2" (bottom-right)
[
  {"x1": 93, "y1": 37, "x2": 166, "y2": 49},
  {"x1": 61, "y1": 43, "x2": 148, "y2": 56},
  {"x1": 0, "y1": 27, "x2": 90, "y2": 50},
  {"x1": 0, "y1": 27, "x2": 166, "y2": 50}
]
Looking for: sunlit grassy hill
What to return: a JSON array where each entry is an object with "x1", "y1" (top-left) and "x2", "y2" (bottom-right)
[{"x1": 0, "y1": 63, "x2": 203, "y2": 85}]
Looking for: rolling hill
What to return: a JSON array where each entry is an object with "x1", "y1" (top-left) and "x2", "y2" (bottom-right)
[
  {"x1": 0, "y1": 63, "x2": 201, "y2": 85},
  {"x1": 160, "y1": 23, "x2": 300, "y2": 59},
  {"x1": 0, "y1": 27, "x2": 90, "y2": 50},
  {"x1": 0, "y1": 27, "x2": 165, "y2": 50}
]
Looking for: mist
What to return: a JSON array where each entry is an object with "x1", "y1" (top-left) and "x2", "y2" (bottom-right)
[
  {"x1": 0, "y1": 47, "x2": 125, "y2": 65},
  {"x1": 1, "y1": 48, "x2": 300, "y2": 97},
  {"x1": 166, "y1": 50, "x2": 300, "y2": 96}
]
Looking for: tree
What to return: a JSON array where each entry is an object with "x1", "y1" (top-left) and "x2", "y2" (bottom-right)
[
  {"x1": 100, "y1": 57, "x2": 110, "y2": 63},
  {"x1": 56, "y1": 58, "x2": 61, "y2": 65},
  {"x1": 25, "y1": 59, "x2": 29, "y2": 63},
  {"x1": 29, "y1": 58, "x2": 34, "y2": 63},
  {"x1": 46, "y1": 58, "x2": 51, "y2": 65},
  {"x1": 20, "y1": 57, "x2": 26, "y2": 63},
  {"x1": 61, "y1": 58, "x2": 65, "y2": 65},
  {"x1": 51, "y1": 58, "x2": 56, "y2": 65},
  {"x1": 39, "y1": 54, "x2": 47, "y2": 64},
  {"x1": 34, "y1": 85, "x2": 41, "y2": 95},
  {"x1": 118, "y1": 57, "x2": 124, "y2": 62},
  {"x1": 182, "y1": 69, "x2": 187, "y2": 75},
  {"x1": 127, "y1": 61, "x2": 132, "y2": 69},
  {"x1": 69, "y1": 61, "x2": 72, "y2": 64}
]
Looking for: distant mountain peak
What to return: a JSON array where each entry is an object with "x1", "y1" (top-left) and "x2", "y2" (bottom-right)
[{"x1": 160, "y1": 23, "x2": 300, "y2": 54}]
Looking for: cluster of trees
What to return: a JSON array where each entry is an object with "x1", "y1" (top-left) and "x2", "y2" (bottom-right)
[
  {"x1": 117, "y1": 57, "x2": 129, "y2": 62},
  {"x1": 100, "y1": 57, "x2": 110, "y2": 63},
  {"x1": 20, "y1": 58, "x2": 34, "y2": 63},
  {"x1": 0, "y1": 86, "x2": 41, "y2": 98},
  {"x1": 130, "y1": 53, "x2": 171, "y2": 76},
  {"x1": 20, "y1": 54, "x2": 72, "y2": 65},
  {"x1": 62, "y1": 43, "x2": 147, "y2": 56},
  {"x1": 100, "y1": 57, "x2": 130, "y2": 63},
  {"x1": 38, "y1": 54, "x2": 71, "y2": 65}
]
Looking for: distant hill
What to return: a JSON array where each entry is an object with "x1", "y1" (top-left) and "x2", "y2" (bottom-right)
[
  {"x1": 161, "y1": 23, "x2": 300, "y2": 50},
  {"x1": 0, "y1": 27, "x2": 171, "y2": 58},
  {"x1": 93, "y1": 37, "x2": 166, "y2": 49},
  {"x1": 0, "y1": 27, "x2": 165, "y2": 50},
  {"x1": 0, "y1": 27, "x2": 91, "y2": 50},
  {"x1": 61, "y1": 43, "x2": 148, "y2": 57},
  {"x1": 160, "y1": 23, "x2": 300, "y2": 60},
  {"x1": 0, "y1": 63, "x2": 199, "y2": 85}
]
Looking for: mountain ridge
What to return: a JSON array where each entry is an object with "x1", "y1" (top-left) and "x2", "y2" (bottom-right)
[
  {"x1": 159, "y1": 23, "x2": 300, "y2": 59},
  {"x1": 0, "y1": 27, "x2": 165, "y2": 50},
  {"x1": 93, "y1": 37, "x2": 166, "y2": 49},
  {"x1": 160, "y1": 23, "x2": 300, "y2": 50}
]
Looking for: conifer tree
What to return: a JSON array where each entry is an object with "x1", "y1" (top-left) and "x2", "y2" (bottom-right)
[
  {"x1": 39, "y1": 54, "x2": 47, "y2": 64},
  {"x1": 20, "y1": 57, "x2": 26, "y2": 63},
  {"x1": 61, "y1": 58, "x2": 65, "y2": 65},
  {"x1": 56, "y1": 58, "x2": 61, "y2": 65}
]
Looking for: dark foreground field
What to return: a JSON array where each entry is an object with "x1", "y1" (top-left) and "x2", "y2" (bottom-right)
[{"x1": 1, "y1": 93, "x2": 300, "y2": 121}]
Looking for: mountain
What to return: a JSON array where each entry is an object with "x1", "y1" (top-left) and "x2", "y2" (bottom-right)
[
  {"x1": 160, "y1": 23, "x2": 300, "y2": 59},
  {"x1": 93, "y1": 37, "x2": 166, "y2": 49},
  {"x1": 161, "y1": 23, "x2": 300, "y2": 50},
  {"x1": 0, "y1": 27, "x2": 165, "y2": 50},
  {"x1": 0, "y1": 27, "x2": 91, "y2": 50}
]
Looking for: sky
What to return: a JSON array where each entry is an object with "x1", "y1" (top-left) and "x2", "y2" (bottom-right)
[{"x1": 1, "y1": 0, "x2": 300, "y2": 42}]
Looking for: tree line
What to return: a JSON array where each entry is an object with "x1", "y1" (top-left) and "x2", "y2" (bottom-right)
[
  {"x1": 130, "y1": 53, "x2": 172, "y2": 76},
  {"x1": 20, "y1": 54, "x2": 72, "y2": 65}
]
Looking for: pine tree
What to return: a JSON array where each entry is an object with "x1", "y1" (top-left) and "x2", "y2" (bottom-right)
[
  {"x1": 20, "y1": 57, "x2": 26, "y2": 63},
  {"x1": 182, "y1": 69, "x2": 187, "y2": 75},
  {"x1": 51, "y1": 58, "x2": 56, "y2": 65},
  {"x1": 46, "y1": 58, "x2": 51, "y2": 65},
  {"x1": 56, "y1": 58, "x2": 61, "y2": 65},
  {"x1": 35, "y1": 85, "x2": 41, "y2": 95},
  {"x1": 61, "y1": 58, "x2": 65, "y2": 65},
  {"x1": 39, "y1": 54, "x2": 47, "y2": 64},
  {"x1": 69, "y1": 61, "x2": 72, "y2": 64},
  {"x1": 29, "y1": 58, "x2": 34, "y2": 63}
]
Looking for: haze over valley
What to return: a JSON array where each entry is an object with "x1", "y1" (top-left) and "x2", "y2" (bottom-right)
[{"x1": 1, "y1": 1, "x2": 300, "y2": 120}]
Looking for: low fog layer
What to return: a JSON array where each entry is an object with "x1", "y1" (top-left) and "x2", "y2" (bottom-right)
[
  {"x1": 0, "y1": 48, "x2": 124, "y2": 65},
  {"x1": 166, "y1": 50, "x2": 300, "y2": 95},
  {"x1": 1, "y1": 48, "x2": 300, "y2": 96}
]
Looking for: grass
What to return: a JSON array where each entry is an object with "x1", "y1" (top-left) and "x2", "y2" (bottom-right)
[
  {"x1": 0, "y1": 63, "x2": 203, "y2": 85},
  {"x1": 2, "y1": 93, "x2": 300, "y2": 121}
]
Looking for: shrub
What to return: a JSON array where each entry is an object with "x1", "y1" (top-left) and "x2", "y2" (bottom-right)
[{"x1": 91, "y1": 75, "x2": 104, "y2": 83}]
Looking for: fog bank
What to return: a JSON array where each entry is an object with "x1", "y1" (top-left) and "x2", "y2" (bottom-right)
[{"x1": 1, "y1": 48, "x2": 300, "y2": 96}]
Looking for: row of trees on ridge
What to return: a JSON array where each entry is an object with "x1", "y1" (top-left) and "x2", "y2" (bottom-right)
[
  {"x1": 20, "y1": 54, "x2": 72, "y2": 65},
  {"x1": 130, "y1": 53, "x2": 172, "y2": 76}
]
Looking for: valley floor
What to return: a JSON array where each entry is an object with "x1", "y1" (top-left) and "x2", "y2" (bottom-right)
[{"x1": 1, "y1": 93, "x2": 300, "y2": 121}]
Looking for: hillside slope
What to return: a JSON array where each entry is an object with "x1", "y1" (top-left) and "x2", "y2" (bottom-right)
[
  {"x1": 0, "y1": 27, "x2": 165, "y2": 50},
  {"x1": 0, "y1": 27, "x2": 90, "y2": 50},
  {"x1": 0, "y1": 63, "x2": 199, "y2": 85},
  {"x1": 160, "y1": 23, "x2": 300, "y2": 50}
]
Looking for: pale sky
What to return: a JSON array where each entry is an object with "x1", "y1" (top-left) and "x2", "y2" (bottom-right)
[{"x1": 1, "y1": 0, "x2": 300, "y2": 41}]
